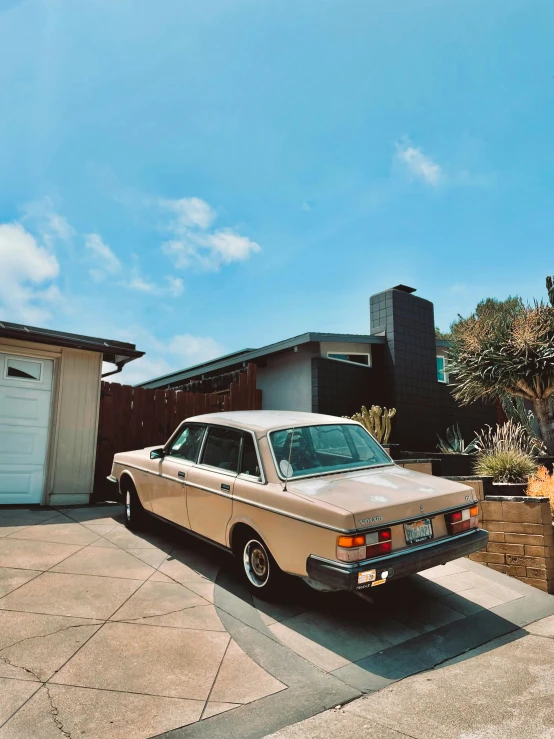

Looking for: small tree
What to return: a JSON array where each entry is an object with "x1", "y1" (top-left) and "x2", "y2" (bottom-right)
[{"x1": 449, "y1": 285, "x2": 554, "y2": 455}]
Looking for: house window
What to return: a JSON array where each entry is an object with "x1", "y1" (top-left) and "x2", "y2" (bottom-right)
[
  {"x1": 5, "y1": 358, "x2": 43, "y2": 382},
  {"x1": 437, "y1": 356, "x2": 448, "y2": 383},
  {"x1": 327, "y1": 353, "x2": 370, "y2": 367}
]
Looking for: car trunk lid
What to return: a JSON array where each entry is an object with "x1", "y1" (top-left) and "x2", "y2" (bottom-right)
[{"x1": 287, "y1": 464, "x2": 476, "y2": 530}]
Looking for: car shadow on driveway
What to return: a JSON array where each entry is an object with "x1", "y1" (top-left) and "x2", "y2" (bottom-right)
[{"x1": 148, "y1": 515, "x2": 553, "y2": 697}]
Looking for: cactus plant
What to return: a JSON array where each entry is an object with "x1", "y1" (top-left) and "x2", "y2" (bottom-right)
[{"x1": 348, "y1": 405, "x2": 396, "y2": 444}]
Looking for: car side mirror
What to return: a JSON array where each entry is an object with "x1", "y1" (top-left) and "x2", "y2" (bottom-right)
[{"x1": 150, "y1": 448, "x2": 165, "y2": 460}]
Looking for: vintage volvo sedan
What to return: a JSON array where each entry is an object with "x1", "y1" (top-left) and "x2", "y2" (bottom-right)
[{"x1": 108, "y1": 411, "x2": 488, "y2": 596}]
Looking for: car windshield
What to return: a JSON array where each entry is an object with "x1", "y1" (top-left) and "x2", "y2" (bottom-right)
[{"x1": 269, "y1": 424, "x2": 392, "y2": 479}]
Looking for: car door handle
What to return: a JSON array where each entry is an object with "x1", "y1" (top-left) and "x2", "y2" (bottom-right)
[
  {"x1": 221, "y1": 483, "x2": 231, "y2": 492},
  {"x1": 178, "y1": 471, "x2": 186, "y2": 480}
]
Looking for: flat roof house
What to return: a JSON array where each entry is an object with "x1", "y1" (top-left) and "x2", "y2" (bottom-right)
[
  {"x1": 0, "y1": 322, "x2": 143, "y2": 507},
  {"x1": 140, "y1": 285, "x2": 497, "y2": 452}
]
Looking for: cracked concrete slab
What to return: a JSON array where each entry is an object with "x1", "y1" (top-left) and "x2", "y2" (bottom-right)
[
  {"x1": 109, "y1": 579, "x2": 209, "y2": 621},
  {"x1": 50, "y1": 546, "x2": 157, "y2": 580},
  {"x1": 0, "y1": 677, "x2": 40, "y2": 725},
  {"x1": 0, "y1": 539, "x2": 83, "y2": 571},
  {"x1": 2, "y1": 505, "x2": 553, "y2": 739},
  {"x1": 0, "y1": 684, "x2": 204, "y2": 739},
  {"x1": 0, "y1": 620, "x2": 102, "y2": 682},
  {"x1": 209, "y1": 639, "x2": 286, "y2": 704},
  {"x1": 50, "y1": 622, "x2": 231, "y2": 700},
  {"x1": 0, "y1": 568, "x2": 41, "y2": 598},
  {"x1": 0, "y1": 572, "x2": 142, "y2": 619},
  {"x1": 7, "y1": 522, "x2": 101, "y2": 547}
]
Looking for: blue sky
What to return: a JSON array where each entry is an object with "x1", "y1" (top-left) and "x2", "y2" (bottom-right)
[{"x1": 0, "y1": 0, "x2": 552, "y2": 384}]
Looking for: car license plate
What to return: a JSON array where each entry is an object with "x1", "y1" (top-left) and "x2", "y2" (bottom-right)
[{"x1": 404, "y1": 518, "x2": 433, "y2": 545}]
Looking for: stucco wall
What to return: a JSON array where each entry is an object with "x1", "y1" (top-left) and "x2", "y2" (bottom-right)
[{"x1": 257, "y1": 353, "x2": 315, "y2": 412}]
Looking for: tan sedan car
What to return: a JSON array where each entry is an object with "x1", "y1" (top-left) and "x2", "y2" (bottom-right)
[{"x1": 108, "y1": 411, "x2": 487, "y2": 596}]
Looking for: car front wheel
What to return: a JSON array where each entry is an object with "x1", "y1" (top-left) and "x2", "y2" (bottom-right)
[{"x1": 124, "y1": 484, "x2": 148, "y2": 531}]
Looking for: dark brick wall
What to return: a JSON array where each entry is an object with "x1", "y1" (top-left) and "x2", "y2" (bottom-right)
[
  {"x1": 311, "y1": 348, "x2": 389, "y2": 418},
  {"x1": 369, "y1": 287, "x2": 497, "y2": 452},
  {"x1": 370, "y1": 288, "x2": 439, "y2": 450},
  {"x1": 437, "y1": 384, "x2": 497, "y2": 447}
]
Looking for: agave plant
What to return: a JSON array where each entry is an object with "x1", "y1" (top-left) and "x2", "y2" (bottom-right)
[{"x1": 437, "y1": 424, "x2": 478, "y2": 454}]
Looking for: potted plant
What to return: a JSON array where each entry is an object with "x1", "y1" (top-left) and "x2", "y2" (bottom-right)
[
  {"x1": 472, "y1": 421, "x2": 541, "y2": 496},
  {"x1": 434, "y1": 424, "x2": 477, "y2": 476}
]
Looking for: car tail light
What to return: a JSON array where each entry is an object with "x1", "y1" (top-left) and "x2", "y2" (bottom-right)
[
  {"x1": 446, "y1": 505, "x2": 479, "y2": 535},
  {"x1": 336, "y1": 528, "x2": 392, "y2": 562}
]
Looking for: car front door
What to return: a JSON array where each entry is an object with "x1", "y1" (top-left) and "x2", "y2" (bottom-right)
[
  {"x1": 186, "y1": 425, "x2": 242, "y2": 545},
  {"x1": 151, "y1": 423, "x2": 206, "y2": 527}
]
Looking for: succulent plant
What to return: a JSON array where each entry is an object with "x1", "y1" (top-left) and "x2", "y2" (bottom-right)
[{"x1": 348, "y1": 405, "x2": 396, "y2": 444}]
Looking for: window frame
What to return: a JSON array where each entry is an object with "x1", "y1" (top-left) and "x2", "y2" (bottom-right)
[
  {"x1": 437, "y1": 355, "x2": 449, "y2": 384},
  {"x1": 4, "y1": 356, "x2": 44, "y2": 383},
  {"x1": 268, "y1": 423, "x2": 393, "y2": 482},
  {"x1": 238, "y1": 429, "x2": 266, "y2": 484},
  {"x1": 165, "y1": 422, "x2": 207, "y2": 463},
  {"x1": 197, "y1": 424, "x2": 266, "y2": 483},
  {"x1": 326, "y1": 352, "x2": 371, "y2": 368}
]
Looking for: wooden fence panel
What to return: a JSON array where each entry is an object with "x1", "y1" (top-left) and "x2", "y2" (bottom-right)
[{"x1": 92, "y1": 364, "x2": 261, "y2": 502}]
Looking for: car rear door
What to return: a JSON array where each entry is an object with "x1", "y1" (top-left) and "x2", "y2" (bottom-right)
[{"x1": 186, "y1": 425, "x2": 242, "y2": 545}]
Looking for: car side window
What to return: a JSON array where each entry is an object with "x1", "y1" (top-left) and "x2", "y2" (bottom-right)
[
  {"x1": 201, "y1": 426, "x2": 242, "y2": 473},
  {"x1": 240, "y1": 433, "x2": 261, "y2": 479},
  {"x1": 167, "y1": 424, "x2": 205, "y2": 462}
]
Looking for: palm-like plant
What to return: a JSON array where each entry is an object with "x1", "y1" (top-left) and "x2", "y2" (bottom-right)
[{"x1": 448, "y1": 293, "x2": 554, "y2": 455}]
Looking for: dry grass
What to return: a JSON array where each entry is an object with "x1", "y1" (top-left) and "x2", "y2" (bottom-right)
[{"x1": 527, "y1": 466, "x2": 554, "y2": 514}]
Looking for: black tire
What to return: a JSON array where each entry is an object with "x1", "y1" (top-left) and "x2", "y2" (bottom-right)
[
  {"x1": 235, "y1": 530, "x2": 284, "y2": 599},
  {"x1": 123, "y1": 482, "x2": 149, "y2": 531}
]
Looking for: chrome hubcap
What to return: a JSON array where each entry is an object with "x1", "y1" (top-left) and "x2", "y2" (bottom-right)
[
  {"x1": 126, "y1": 491, "x2": 131, "y2": 521},
  {"x1": 244, "y1": 539, "x2": 269, "y2": 587}
]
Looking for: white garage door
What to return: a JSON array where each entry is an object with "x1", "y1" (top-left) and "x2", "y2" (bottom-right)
[{"x1": 0, "y1": 353, "x2": 54, "y2": 504}]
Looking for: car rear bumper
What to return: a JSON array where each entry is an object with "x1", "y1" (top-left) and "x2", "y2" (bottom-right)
[{"x1": 306, "y1": 528, "x2": 489, "y2": 592}]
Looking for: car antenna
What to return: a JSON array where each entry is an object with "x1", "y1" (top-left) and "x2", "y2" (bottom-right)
[{"x1": 283, "y1": 427, "x2": 296, "y2": 492}]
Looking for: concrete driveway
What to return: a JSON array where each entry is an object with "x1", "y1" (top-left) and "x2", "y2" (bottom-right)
[{"x1": 1, "y1": 505, "x2": 553, "y2": 739}]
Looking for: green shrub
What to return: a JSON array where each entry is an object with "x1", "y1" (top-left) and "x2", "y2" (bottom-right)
[{"x1": 473, "y1": 450, "x2": 538, "y2": 483}]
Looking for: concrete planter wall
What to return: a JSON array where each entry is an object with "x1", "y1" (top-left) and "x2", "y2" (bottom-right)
[
  {"x1": 468, "y1": 495, "x2": 554, "y2": 594},
  {"x1": 491, "y1": 482, "x2": 528, "y2": 497},
  {"x1": 397, "y1": 452, "x2": 474, "y2": 477}
]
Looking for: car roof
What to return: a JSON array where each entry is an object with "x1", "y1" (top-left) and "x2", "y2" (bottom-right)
[{"x1": 186, "y1": 410, "x2": 357, "y2": 433}]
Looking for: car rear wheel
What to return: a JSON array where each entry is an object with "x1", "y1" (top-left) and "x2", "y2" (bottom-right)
[
  {"x1": 237, "y1": 533, "x2": 284, "y2": 598},
  {"x1": 124, "y1": 483, "x2": 149, "y2": 531}
]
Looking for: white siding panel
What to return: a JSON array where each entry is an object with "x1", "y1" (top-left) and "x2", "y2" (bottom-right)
[{"x1": 50, "y1": 348, "x2": 102, "y2": 498}]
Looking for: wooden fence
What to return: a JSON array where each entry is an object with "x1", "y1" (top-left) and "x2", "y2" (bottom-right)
[{"x1": 93, "y1": 363, "x2": 261, "y2": 502}]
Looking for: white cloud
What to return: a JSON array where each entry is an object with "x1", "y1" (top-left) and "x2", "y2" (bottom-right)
[
  {"x1": 85, "y1": 233, "x2": 122, "y2": 278},
  {"x1": 0, "y1": 222, "x2": 60, "y2": 324},
  {"x1": 166, "y1": 334, "x2": 225, "y2": 365},
  {"x1": 112, "y1": 329, "x2": 225, "y2": 386},
  {"x1": 159, "y1": 197, "x2": 216, "y2": 230},
  {"x1": 166, "y1": 276, "x2": 184, "y2": 297},
  {"x1": 395, "y1": 141, "x2": 442, "y2": 187},
  {"x1": 128, "y1": 275, "x2": 156, "y2": 293},
  {"x1": 21, "y1": 197, "x2": 76, "y2": 245},
  {"x1": 160, "y1": 196, "x2": 261, "y2": 271}
]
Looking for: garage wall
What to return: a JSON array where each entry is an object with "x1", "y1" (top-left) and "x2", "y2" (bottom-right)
[
  {"x1": 0, "y1": 338, "x2": 102, "y2": 506},
  {"x1": 50, "y1": 348, "x2": 102, "y2": 504}
]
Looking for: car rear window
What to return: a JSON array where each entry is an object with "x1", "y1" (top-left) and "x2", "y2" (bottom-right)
[{"x1": 269, "y1": 424, "x2": 391, "y2": 479}]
